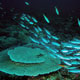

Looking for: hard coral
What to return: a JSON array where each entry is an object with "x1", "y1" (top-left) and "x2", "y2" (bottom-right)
[{"x1": 0, "y1": 44, "x2": 61, "y2": 76}]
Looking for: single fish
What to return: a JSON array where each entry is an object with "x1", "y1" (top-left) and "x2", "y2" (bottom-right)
[
  {"x1": 61, "y1": 42, "x2": 73, "y2": 48},
  {"x1": 55, "y1": 6, "x2": 59, "y2": 15},
  {"x1": 20, "y1": 16, "x2": 25, "y2": 20},
  {"x1": 63, "y1": 60, "x2": 72, "y2": 66},
  {"x1": 61, "y1": 49, "x2": 69, "y2": 53},
  {"x1": 47, "y1": 35, "x2": 51, "y2": 39},
  {"x1": 27, "y1": 14, "x2": 31, "y2": 18},
  {"x1": 37, "y1": 26, "x2": 42, "y2": 32},
  {"x1": 51, "y1": 42, "x2": 60, "y2": 46},
  {"x1": 33, "y1": 33, "x2": 38, "y2": 37},
  {"x1": 55, "y1": 53, "x2": 65, "y2": 59},
  {"x1": 29, "y1": 37, "x2": 39, "y2": 44},
  {"x1": 51, "y1": 35, "x2": 59, "y2": 40},
  {"x1": 48, "y1": 52, "x2": 57, "y2": 58},
  {"x1": 77, "y1": 18, "x2": 80, "y2": 27},
  {"x1": 58, "y1": 64, "x2": 68, "y2": 68},
  {"x1": 20, "y1": 24, "x2": 26, "y2": 28},
  {"x1": 44, "y1": 45, "x2": 58, "y2": 54},
  {"x1": 70, "y1": 40, "x2": 80, "y2": 44},
  {"x1": 40, "y1": 42, "x2": 46, "y2": 46},
  {"x1": 59, "y1": 64, "x2": 77, "y2": 70},
  {"x1": 29, "y1": 21, "x2": 34, "y2": 25},
  {"x1": 25, "y1": 2, "x2": 29, "y2": 5},
  {"x1": 74, "y1": 52, "x2": 80, "y2": 56},
  {"x1": 69, "y1": 69, "x2": 80, "y2": 73},
  {"x1": 24, "y1": 16, "x2": 30, "y2": 22},
  {"x1": 44, "y1": 28, "x2": 51, "y2": 35},
  {"x1": 71, "y1": 61, "x2": 80, "y2": 65},
  {"x1": 41, "y1": 37, "x2": 49, "y2": 43},
  {"x1": 32, "y1": 17, "x2": 38, "y2": 23},
  {"x1": 43, "y1": 14, "x2": 50, "y2": 23},
  {"x1": 74, "y1": 46, "x2": 80, "y2": 49},
  {"x1": 34, "y1": 27, "x2": 39, "y2": 33}
]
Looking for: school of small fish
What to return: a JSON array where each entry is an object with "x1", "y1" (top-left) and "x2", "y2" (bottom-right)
[
  {"x1": 1, "y1": 1, "x2": 80, "y2": 74},
  {"x1": 18, "y1": 11, "x2": 80, "y2": 73}
]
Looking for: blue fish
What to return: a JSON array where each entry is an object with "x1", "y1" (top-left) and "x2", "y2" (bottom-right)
[
  {"x1": 69, "y1": 69, "x2": 80, "y2": 73},
  {"x1": 48, "y1": 52, "x2": 57, "y2": 58},
  {"x1": 74, "y1": 52, "x2": 80, "y2": 56},
  {"x1": 29, "y1": 21, "x2": 34, "y2": 25},
  {"x1": 34, "y1": 27, "x2": 39, "y2": 33},
  {"x1": 44, "y1": 45, "x2": 58, "y2": 54},
  {"x1": 74, "y1": 45, "x2": 80, "y2": 49},
  {"x1": 63, "y1": 60, "x2": 72, "y2": 66},
  {"x1": 43, "y1": 14, "x2": 50, "y2": 23},
  {"x1": 55, "y1": 6, "x2": 59, "y2": 15},
  {"x1": 67, "y1": 67, "x2": 77, "y2": 70},
  {"x1": 41, "y1": 37, "x2": 49, "y2": 43},
  {"x1": 29, "y1": 37, "x2": 39, "y2": 44},
  {"x1": 27, "y1": 14, "x2": 31, "y2": 18},
  {"x1": 51, "y1": 42, "x2": 60, "y2": 47},
  {"x1": 47, "y1": 35, "x2": 51, "y2": 39},
  {"x1": 55, "y1": 53, "x2": 65, "y2": 60},
  {"x1": 32, "y1": 17, "x2": 38, "y2": 23},
  {"x1": 37, "y1": 26, "x2": 42, "y2": 32},
  {"x1": 20, "y1": 16, "x2": 25, "y2": 20},
  {"x1": 61, "y1": 42, "x2": 73, "y2": 48},
  {"x1": 20, "y1": 24, "x2": 26, "y2": 28},
  {"x1": 70, "y1": 40, "x2": 80, "y2": 44},
  {"x1": 51, "y1": 35, "x2": 59, "y2": 40},
  {"x1": 77, "y1": 18, "x2": 80, "y2": 27},
  {"x1": 71, "y1": 61, "x2": 80, "y2": 65},
  {"x1": 25, "y1": 2, "x2": 29, "y2": 5},
  {"x1": 33, "y1": 33, "x2": 38, "y2": 37},
  {"x1": 24, "y1": 16, "x2": 30, "y2": 22},
  {"x1": 61, "y1": 49, "x2": 68, "y2": 53},
  {"x1": 44, "y1": 28, "x2": 51, "y2": 35}
]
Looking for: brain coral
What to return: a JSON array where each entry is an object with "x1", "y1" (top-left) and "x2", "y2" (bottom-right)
[{"x1": 0, "y1": 45, "x2": 61, "y2": 76}]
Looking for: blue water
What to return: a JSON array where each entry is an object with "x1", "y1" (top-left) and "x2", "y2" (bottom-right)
[{"x1": 0, "y1": 0, "x2": 80, "y2": 17}]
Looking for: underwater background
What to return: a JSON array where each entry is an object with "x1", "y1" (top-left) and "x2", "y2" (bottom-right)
[{"x1": 0, "y1": 0, "x2": 80, "y2": 80}]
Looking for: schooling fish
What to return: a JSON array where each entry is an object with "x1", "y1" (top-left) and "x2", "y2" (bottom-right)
[
  {"x1": 77, "y1": 18, "x2": 80, "y2": 27},
  {"x1": 55, "y1": 6, "x2": 59, "y2": 15},
  {"x1": 43, "y1": 14, "x2": 50, "y2": 23}
]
